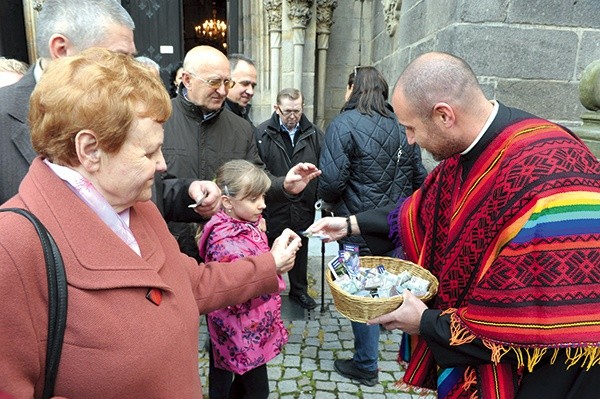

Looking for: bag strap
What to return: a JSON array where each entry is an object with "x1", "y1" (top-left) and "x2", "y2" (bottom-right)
[{"x1": 0, "y1": 208, "x2": 68, "y2": 399}]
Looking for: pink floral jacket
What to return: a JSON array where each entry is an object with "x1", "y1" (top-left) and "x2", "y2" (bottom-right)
[{"x1": 198, "y1": 210, "x2": 288, "y2": 374}]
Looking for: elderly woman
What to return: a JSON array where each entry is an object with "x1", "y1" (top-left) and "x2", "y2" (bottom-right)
[{"x1": 0, "y1": 48, "x2": 301, "y2": 398}]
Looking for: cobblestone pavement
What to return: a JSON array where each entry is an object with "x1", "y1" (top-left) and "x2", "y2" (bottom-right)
[{"x1": 198, "y1": 256, "x2": 437, "y2": 399}]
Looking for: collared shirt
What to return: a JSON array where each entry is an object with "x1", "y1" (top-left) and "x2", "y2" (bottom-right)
[
  {"x1": 44, "y1": 159, "x2": 141, "y2": 256},
  {"x1": 33, "y1": 59, "x2": 44, "y2": 83},
  {"x1": 279, "y1": 120, "x2": 299, "y2": 146},
  {"x1": 461, "y1": 100, "x2": 499, "y2": 155},
  {"x1": 182, "y1": 87, "x2": 217, "y2": 121}
]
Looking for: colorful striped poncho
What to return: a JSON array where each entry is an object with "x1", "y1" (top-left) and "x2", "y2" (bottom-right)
[{"x1": 393, "y1": 115, "x2": 600, "y2": 398}]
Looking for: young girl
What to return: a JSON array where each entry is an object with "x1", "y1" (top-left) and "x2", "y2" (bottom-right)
[{"x1": 198, "y1": 160, "x2": 288, "y2": 399}]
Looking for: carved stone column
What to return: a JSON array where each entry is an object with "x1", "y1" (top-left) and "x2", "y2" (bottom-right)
[
  {"x1": 287, "y1": 0, "x2": 313, "y2": 90},
  {"x1": 382, "y1": 0, "x2": 402, "y2": 36},
  {"x1": 575, "y1": 60, "x2": 600, "y2": 158},
  {"x1": 315, "y1": 0, "x2": 337, "y2": 128},
  {"x1": 264, "y1": 0, "x2": 283, "y2": 105}
]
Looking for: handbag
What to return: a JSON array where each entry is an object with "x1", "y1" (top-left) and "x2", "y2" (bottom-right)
[{"x1": 0, "y1": 208, "x2": 68, "y2": 399}]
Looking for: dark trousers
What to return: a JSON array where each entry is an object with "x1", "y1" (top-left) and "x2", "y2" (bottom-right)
[
  {"x1": 208, "y1": 341, "x2": 269, "y2": 399},
  {"x1": 269, "y1": 235, "x2": 309, "y2": 295}
]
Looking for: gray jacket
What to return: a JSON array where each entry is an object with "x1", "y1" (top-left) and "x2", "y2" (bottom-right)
[{"x1": 0, "y1": 69, "x2": 37, "y2": 204}]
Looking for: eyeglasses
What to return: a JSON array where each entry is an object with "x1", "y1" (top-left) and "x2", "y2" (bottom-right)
[
  {"x1": 276, "y1": 105, "x2": 302, "y2": 117},
  {"x1": 187, "y1": 71, "x2": 235, "y2": 89}
]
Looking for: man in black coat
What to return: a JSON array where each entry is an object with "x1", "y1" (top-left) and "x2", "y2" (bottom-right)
[{"x1": 256, "y1": 88, "x2": 324, "y2": 309}]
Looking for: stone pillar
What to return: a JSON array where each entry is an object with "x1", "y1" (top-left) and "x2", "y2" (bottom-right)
[
  {"x1": 264, "y1": 0, "x2": 283, "y2": 106},
  {"x1": 315, "y1": 0, "x2": 337, "y2": 129},
  {"x1": 287, "y1": 0, "x2": 313, "y2": 90},
  {"x1": 575, "y1": 59, "x2": 600, "y2": 158}
]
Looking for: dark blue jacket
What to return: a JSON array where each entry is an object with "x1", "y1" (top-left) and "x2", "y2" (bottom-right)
[{"x1": 318, "y1": 104, "x2": 427, "y2": 253}]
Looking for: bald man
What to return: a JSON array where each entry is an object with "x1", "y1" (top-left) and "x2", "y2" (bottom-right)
[
  {"x1": 309, "y1": 52, "x2": 600, "y2": 398},
  {"x1": 159, "y1": 45, "x2": 319, "y2": 260}
]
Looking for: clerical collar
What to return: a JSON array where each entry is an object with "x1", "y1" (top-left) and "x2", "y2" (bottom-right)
[{"x1": 461, "y1": 100, "x2": 499, "y2": 155}]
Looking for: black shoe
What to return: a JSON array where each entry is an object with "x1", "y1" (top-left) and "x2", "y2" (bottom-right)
[
  {"x1": 289, "y1": 292, "x2": 317, "y2": 309},
  {"x1": 334, "y1": 359, "x2": 378, "y2": 387}
]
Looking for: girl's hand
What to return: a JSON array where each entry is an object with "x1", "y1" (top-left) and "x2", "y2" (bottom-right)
[
  {"x1": 259, "y1": 217, "x2": 267, "y2": 232},
  {"x1": 270, "y1": 228, "x2": 302, "y2": 274}
]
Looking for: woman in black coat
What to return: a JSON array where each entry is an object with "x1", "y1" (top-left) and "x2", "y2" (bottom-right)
[{"x1": 319, "y1": 66, "x2": 427, "y2": 386}]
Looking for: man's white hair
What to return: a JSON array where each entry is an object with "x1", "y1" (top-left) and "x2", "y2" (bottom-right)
[{"x1": 36, "y1": 0, "x2": 135, "y2": 59}]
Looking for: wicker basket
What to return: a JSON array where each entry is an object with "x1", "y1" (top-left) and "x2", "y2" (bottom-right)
[{"x1": 326, "y1": 256, "x2": 438, "y2": 323}]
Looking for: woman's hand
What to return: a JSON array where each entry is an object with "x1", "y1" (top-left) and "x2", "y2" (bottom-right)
[
  {"x1": 270, "y1": 228, "x2": 302, "y2": 274},
  {"x1": 305, "y1": 216, "x2": 348, "y2": 243},
  {"x1": 188, "y1": 180, "x2": 221, "y2": 218}
]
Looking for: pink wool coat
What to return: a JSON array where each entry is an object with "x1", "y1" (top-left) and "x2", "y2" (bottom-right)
[{"x1": 0, "y1": 158, "x2": 279, "y2": 399}]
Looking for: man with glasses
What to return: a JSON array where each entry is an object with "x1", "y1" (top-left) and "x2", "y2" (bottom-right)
[
  {"x1": 256, "y1": 88, "x2": 324, "y2": 309},
  {"x1": 225, "y1": 54, "x2": 257, "y2": 124},
  {"x1": 159, "y1": 46, "x2": 319, "y2": 260}
]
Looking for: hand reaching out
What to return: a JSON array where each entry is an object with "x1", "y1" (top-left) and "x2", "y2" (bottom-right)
[
  {"x1": 304, "y1": 216, "x2": 347, "y2": 243},
  {"x1": 283, "y1": 162, "x2": 321, "y2": 195}
]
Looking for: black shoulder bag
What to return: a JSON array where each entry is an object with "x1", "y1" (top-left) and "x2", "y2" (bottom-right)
[{"x1": 0, "y1": 208, "x2": 68, "y2": 399}]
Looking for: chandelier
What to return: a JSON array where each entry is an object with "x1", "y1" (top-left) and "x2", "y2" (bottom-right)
[{"x1": 195, "y1": 7, "x2": 227, "y2": 41}]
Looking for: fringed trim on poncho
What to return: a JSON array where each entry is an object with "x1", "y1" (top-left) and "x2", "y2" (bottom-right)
[
  {"x1": 446, "y1": 308, "x2": 600, "y2": 373},
  {"x1": 463, "y1": 367, "x2": 477, "y2": 399}
]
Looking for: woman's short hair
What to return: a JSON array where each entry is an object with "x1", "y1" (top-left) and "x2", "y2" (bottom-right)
[
  {"x1": 215, "y1": 160, "x2": 271, "y2": 200},
  {"x1": 30, "y1": 47, "x2": 171, "y2": 166}
]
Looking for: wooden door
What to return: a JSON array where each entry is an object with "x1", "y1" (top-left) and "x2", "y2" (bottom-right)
[{"x1": 121, "y1": 0, "x2": 183, "y2": 90}]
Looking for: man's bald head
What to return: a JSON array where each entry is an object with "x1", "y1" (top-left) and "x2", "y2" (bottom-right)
[
  {"x1": 395, "y1": 52, "x2": 483, "y2": 119},
  {"x1": 181, "y1": 46, "x2": 231, "y2": 112},
  {"x1": 183, "y1": 46, "x2": 229, "y2": 75}
]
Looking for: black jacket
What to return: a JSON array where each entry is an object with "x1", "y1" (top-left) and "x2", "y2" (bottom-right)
[
  {"x1": 318, "y1": 104, "x2": 427, "y2": 253},
  {"x1": 256, "y1": 112, "x2": 324, "y2": 237},
  {"x1": 158, "y1": 92, "x2": 288, "y2": 258},
  {"x1": 225, "y1": 98, "x2": 253, "y2": 125}
]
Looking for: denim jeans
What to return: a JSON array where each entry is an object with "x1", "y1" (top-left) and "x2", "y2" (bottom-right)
[{"x1": 351, "y1": 321, "x2": 380, "y2": 372}]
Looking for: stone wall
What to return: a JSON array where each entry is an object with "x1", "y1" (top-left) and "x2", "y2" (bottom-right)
[{"x1": 325, "y1": 0, "x2": 600, "y2": 129}]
